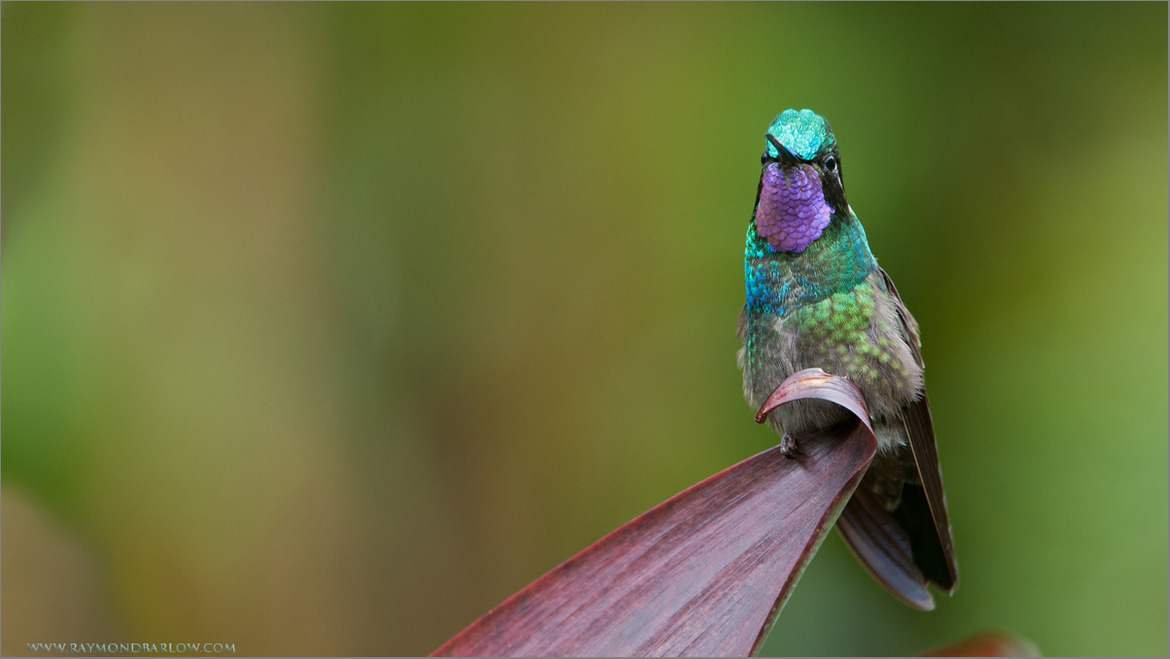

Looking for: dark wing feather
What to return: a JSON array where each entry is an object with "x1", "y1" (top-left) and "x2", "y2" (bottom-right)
[
  {"x1": 879, "y1": 267, "x2": 959, "y2": 592},
  {"x1": 837, "y1": 487, "x2": 934, "y2": 610}
]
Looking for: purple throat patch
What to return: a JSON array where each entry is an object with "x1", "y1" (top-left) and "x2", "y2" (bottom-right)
[{"x1": 755, "y1": 163, "x2": 834, "y2": 253}]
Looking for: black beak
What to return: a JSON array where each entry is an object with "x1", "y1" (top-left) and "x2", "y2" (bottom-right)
[{"x1": 764, "y1": 133, "x2": 800, "y2": 167}]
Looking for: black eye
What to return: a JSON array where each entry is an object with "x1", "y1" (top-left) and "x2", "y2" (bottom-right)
[{"x1": 823, "y1": 155, "x2": 837, "y2": 172}]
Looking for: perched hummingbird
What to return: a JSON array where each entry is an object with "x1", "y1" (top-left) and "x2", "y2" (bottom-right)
[{"x1": 737, "y1": 109, "x2": 958, "y2": 609}]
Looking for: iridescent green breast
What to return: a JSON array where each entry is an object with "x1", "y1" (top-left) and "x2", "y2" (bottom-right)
[{"x1": 787, "y1": 278, "x2": 912, "y2": 389}]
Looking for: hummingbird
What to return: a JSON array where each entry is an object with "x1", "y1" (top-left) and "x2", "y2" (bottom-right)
[{"x1": 737, "y1": 109, "x2": 958, "y2": 609}]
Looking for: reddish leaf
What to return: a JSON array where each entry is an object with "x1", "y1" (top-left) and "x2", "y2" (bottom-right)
[
  {"x1": 918, "y1": 632, "x2": 1040, "y2": 657},
  {"x1": 432, "y1": 369, "x2": 877, "y2": 657},
  {"x1": 755, "y1": 367, "x2": 872, "y2": 429}
]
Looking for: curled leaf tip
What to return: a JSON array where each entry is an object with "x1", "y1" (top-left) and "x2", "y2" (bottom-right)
[{"x1": 755, "y1": 368, "x2": 872, "y2": 433}]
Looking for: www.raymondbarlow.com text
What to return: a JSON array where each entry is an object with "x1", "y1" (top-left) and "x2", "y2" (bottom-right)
[{"x1": 27, "y1": 642, "x2": 236, "y2": 654}]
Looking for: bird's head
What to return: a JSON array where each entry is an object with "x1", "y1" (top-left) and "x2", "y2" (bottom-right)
[{"x1": 755, "y1": 109, "x2": 848, "y2": 253}]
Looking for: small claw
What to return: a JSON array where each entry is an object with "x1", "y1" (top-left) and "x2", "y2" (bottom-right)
[{"x1": 780, "y1": 433, "x2": 804, "y2": 459}]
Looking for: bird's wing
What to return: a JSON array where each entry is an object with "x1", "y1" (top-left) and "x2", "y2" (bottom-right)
[
  {"x1": 878, "y1": 266, "x2": 959, "y2": 592},
  {"x1": 836, "y1": 483, "x2": 935, "y2": 610}
]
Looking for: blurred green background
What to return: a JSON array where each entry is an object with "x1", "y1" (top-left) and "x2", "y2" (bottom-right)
[{"x1": 2, "y1": 3, "x2": 1166, "y2": 656}]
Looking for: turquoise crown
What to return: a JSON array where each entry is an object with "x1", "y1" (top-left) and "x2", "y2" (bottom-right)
[{"x1": 764, "y1": 109, "x2": 835, "y2": 161}]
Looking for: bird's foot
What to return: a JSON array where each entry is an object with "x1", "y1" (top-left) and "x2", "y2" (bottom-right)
[{"x1": 780, "y1": 433, "x2": 804, "y2": 459}]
